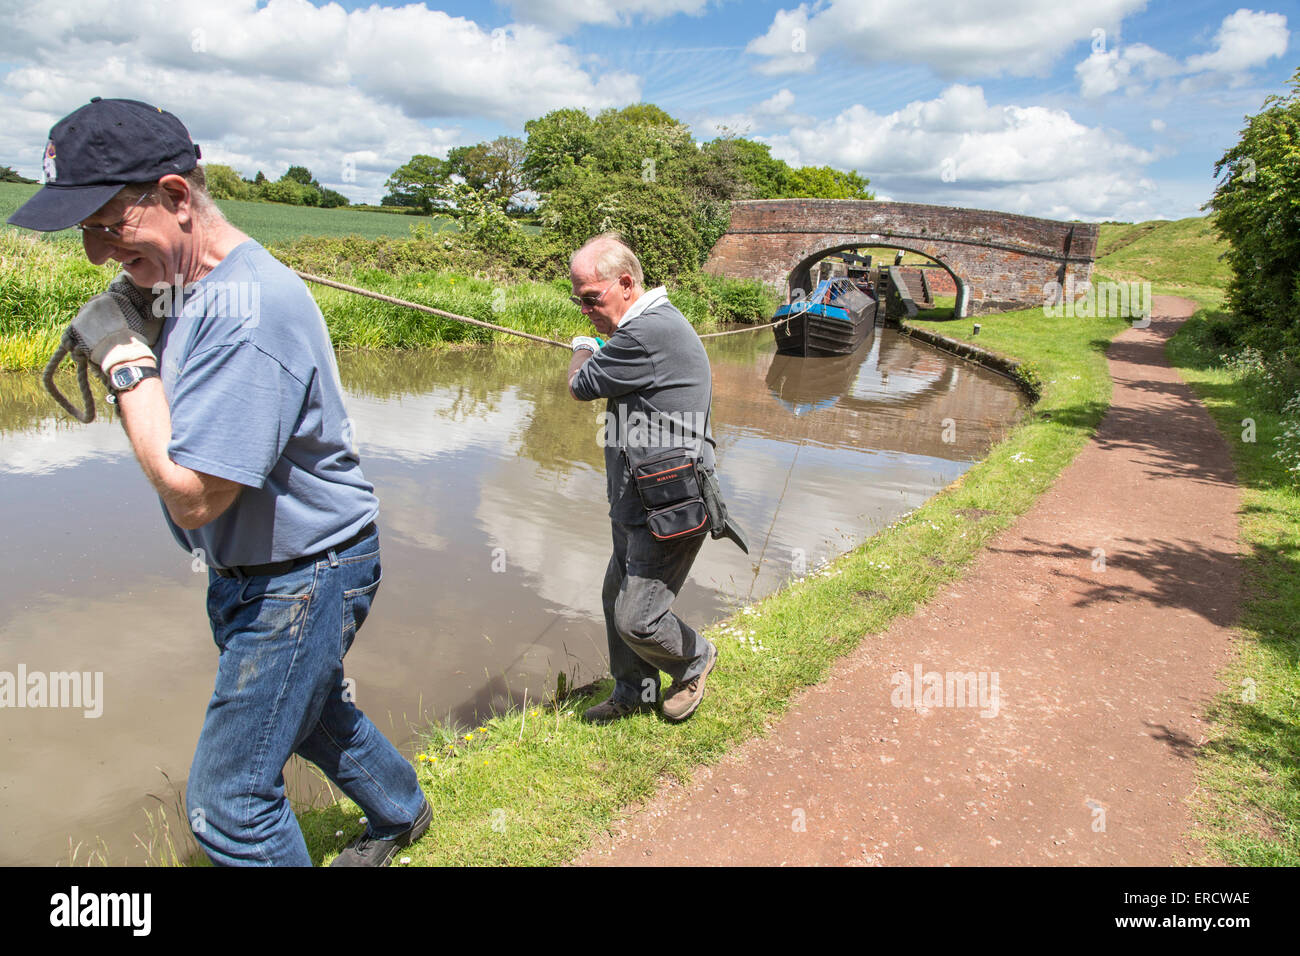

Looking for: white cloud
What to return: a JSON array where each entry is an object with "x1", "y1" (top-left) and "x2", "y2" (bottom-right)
[
  {"x1": 692, "y1": 89, "x2": 797, "y2": 139},
  {"x1": 1077, "y1": 8, "x2": 1288, "y2": 98},
  {"x1": 757, "y1": 88, "x2": 796, "y2": 115},
  {"x1": 761, "y1": 85, "x2": 1160, "y2": 220},
  {"x1": 503, "y1": 0, "x2": 710, "y2": 30},
  {"x1": 1076, "y1": 43, "x2": 1180, "y2": 97},
  {"x1": 1185, "y1": 8, "x2": 1289, "y2": 74},
  {"x1": 747, "y1": 0, "x2": 1147, "y2": 78},
  {"x1": 0, "y1": 0, "x2": 641, "y2": 202}
]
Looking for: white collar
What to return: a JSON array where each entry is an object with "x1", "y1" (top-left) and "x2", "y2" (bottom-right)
[{"x1": 618, "y1": 286, "x2": 668, "y2": 328}]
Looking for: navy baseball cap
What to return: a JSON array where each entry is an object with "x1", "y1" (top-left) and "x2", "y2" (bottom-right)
[{"x1": 7, "y1": 97, "x2": 202, "y2": 232}]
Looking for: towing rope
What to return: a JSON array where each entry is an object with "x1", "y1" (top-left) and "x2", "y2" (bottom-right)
[
  {"x1": 294, "y1": 271, "x2": 572, "y2": 349},
  {"x1": 41, "y1": 329, "x2": 103, "y2": 424},
  {"x1": 41, "y1": 273, "x2": 790, "y2": 424},
  {"x1": 294, "y1": 271, "x2": 789, "y2": 347}
]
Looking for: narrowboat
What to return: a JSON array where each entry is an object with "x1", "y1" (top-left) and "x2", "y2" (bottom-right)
[{"x1": 772, "y1": 277, "x2": 877, "y2": 357}]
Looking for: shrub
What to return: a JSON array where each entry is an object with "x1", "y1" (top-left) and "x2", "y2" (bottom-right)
[{"x1": 1276, "y1": 392, "x2": 1300, "y2": 486}]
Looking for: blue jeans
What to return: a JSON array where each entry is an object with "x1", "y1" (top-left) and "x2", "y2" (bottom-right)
[
  {"x1": 186, "y1": 528, "x2": 425, "y2": 866},
  {"x1": 602, "y1": 520, "x2": 709, "y2": 707}
]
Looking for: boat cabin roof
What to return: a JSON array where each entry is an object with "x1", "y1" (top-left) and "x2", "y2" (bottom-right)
[{"x1": 811, "y1": 277, "x2": 874, "y2": 312}]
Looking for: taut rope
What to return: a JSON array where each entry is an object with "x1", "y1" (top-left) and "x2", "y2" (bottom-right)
[{"x1": 294, "y1": 271, "x2": 788, "y2": 346}]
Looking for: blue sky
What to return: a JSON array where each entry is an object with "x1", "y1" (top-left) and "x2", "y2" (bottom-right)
[{"x1": 1, "y1": 1, "x2": 1293, "y2": 220}]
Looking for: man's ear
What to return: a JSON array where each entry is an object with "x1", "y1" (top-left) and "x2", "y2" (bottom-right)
[{"x1": 157, "y1": 174, "x2": 194, "y2": 226}]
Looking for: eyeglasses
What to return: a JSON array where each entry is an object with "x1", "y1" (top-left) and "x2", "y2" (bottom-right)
[
  {"x1": 76, "y1": 190, "x2": 153, "y2": 239},
  {"x1": 569, "y1": 277, "x2": 618, "y2": 309}
]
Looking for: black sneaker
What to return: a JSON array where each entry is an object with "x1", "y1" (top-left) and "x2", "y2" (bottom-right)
[{"x1": 330, "y1": 798, "x2": 432, "y2": 867}]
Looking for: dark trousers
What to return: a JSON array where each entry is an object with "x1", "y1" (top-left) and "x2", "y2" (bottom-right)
[{"x1": 601, "y1": 519, "x2": 709, "y2": 706}]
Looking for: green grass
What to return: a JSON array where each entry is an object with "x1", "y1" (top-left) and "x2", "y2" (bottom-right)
[
  {"x1": 313, "y1": 270, "x2": 586, "y2": 350},
  {"x1": 1095, "y1": 215, "x2": 1231, "y2": 297},
  {"x1": 284, "y1": 302, "x2": 1129, "y2": 866},
  {"x1": 917, "y1": 293, "x2": 956, "y2": 319},
  {"x1": 212, "y1": 198, "x2": 459, "y2": 245},
  {"x1": 1165, "y1": 301, "x2": 1300, "y2": 866},
  {"x1": 0, "y1": 230, "x2": 117, "y2": 369}
]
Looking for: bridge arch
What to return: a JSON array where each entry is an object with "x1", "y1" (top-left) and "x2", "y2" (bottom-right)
[
  {"x1": 785, "y1": 241, "x2": 968, "y2": 316},
  {"x1": 704, "y1": 199, "x2": 1098, "y2": 318}
]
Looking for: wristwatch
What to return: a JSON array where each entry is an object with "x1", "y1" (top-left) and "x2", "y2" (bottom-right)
[{"x1": 105, "y1": 364, "x2": 160, "y2": 404}]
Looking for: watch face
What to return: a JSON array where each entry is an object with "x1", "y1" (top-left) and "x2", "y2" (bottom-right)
[{"x1": 111, "y1": 367, "x2": 138, "y2": 389}]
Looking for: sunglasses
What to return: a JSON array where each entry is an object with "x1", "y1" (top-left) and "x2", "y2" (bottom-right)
[
  {"x1": 569, "y1": 277, "x2": 618, "y2": 309},
  {"x1": 76, "y1": 190, "x2": 153, "y2": 239}
]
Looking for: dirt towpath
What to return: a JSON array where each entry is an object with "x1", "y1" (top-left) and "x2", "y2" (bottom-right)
[{"x1": 577, "y1": 296, "x2": 1241, "y2": 866}]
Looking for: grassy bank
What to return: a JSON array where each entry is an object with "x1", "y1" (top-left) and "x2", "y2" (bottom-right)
[
  {"x1": 0, "y1": 232, "x2": 118, "y2": 370},
  {"x1": 1096, "y1": 215, "x2": 1231, "y2": 303},
  {"x1": 0, "y1": 230, "x2": 778, "y2": 370},
  {"x1": 1165, "y1": 305, "x2": 1300, "y2": 866},
  {"x1": 285, "y1": 303, "x2": 1129, "y2": 866}
]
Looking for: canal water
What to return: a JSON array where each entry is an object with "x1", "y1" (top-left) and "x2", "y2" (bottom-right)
[{"x1": 0, "y1": 327, "x2": 1024, "y2": 864}]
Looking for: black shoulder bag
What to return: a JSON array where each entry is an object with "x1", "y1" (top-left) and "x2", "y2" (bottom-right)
[{"x1": 621, "y1": 390, "x2": 749, "y2": 552}]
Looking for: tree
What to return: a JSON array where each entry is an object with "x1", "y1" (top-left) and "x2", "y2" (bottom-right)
[
  {"x1": 522, "y1": 108, "x2": 597, "y2": 193},
  {"x1": 446, "y1": 136, "x2": 528, "y2": 209},
  {"x1": 0, "y1": 165, "x2": 37, "y2": 184},
  {"x1": 319, "y1": 188, "x2": 349, "y2": 208},
  {"x1": 283, "y1": 165, "x2": 316, "y2": 186},
  {"x1": 383, "y1": 154, "x2": 453, "y2": 214},
  {"x1": 700, "y1": 137, "x2": 784, "y2": 199},
  {"x1": 203, "y1": 163, "x2": 254, "y2": 200},
  {"x1": 522, "y1": 104, "x2": 696, "y2": 194},
  {"x1": 258, "y1": 178, "x2": 317, "y2": 205},
  {"x1": 1207, "y1": 67, "x2": 1300, "y2": 352},
  {"x1": 782, "y1": 165, "x2": 874, "y2": 200},
  {"x1": 436, "y1": 182, "x2": 519, "y2": 252},
  {"x1": 540, "y1": 167, "x2": 704, "y2": 284}
]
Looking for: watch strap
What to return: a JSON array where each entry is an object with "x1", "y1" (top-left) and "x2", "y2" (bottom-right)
[{"x1": 108, "y1": 364, "x2": 160, "y2": 398}]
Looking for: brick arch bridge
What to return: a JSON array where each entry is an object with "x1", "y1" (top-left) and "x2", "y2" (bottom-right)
[{"x1": 703, "y1": 199, "x2": 1099, "y2": 317}]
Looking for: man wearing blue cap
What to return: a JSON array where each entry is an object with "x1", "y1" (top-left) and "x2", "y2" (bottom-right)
[{"x1": 9, "y1": 98, "x2": 430, "y2": 866}]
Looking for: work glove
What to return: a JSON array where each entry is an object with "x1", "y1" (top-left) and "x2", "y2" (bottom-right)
[
  {"x1": 571, "y1": 335, "x2": 603, "y2": 353},
  {"x1": 67, "y1": 274, "x2": 163, "y2": 374}
]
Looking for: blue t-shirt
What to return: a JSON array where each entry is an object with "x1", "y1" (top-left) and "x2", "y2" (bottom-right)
[{"x1": 154, "y1": 240, "x2": 378, "y2": 568}]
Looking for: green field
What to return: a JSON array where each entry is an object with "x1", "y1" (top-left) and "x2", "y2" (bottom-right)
[
  {"x1": 1095, "y1": 216, "x2": 1230, "y2": 299},
  {"x1": 0, "y1": 181, "x2": 458, "y2": 246}
]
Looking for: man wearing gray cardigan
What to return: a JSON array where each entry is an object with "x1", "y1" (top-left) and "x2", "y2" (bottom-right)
[{"x1": 566, "y1": 233, "x2": 719, "y2": 723}]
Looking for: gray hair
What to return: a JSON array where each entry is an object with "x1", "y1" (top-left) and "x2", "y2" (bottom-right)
[
  {"x1": 117, "y1": 166, "x2": 223, "y2": 224},
  {"x1": 572, "y1": 232, "x2": 644, "y2": 287}
]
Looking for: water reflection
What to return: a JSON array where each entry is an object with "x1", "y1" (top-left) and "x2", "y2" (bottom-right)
[{"x1": 0, "y1": 329, "x2": 1023, "y2": 864}]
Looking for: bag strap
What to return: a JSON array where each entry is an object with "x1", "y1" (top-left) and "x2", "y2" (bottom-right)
[{"x1": 618, "y1": 381, "x2": 713, "y2": 476}]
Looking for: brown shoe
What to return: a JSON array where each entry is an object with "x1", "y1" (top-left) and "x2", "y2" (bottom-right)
[
  {"x1": 662, "y1": 641, "x2": 718, "y2": 722},
  {"x1": 583, "y1": 696, "x2": 653, "y2": 724}
]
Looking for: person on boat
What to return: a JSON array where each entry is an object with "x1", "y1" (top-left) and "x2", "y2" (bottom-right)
[
  {"x1": 7, "y1": 98, "x2": 430, "y2": 867},
  {"x1": 565, "y1": 233, "x2": 720, "y2": 723}
]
